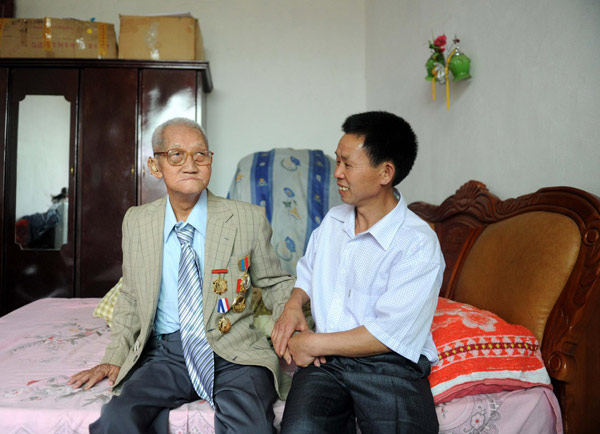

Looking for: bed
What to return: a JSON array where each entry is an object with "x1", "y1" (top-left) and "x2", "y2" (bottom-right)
[{"x1": 0, "y1": 180, "x2": 598, "y2": 433}]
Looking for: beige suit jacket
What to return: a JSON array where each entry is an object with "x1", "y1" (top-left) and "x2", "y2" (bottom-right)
[{"x1": 101, "y1": 191, "x2": 294, "y2": 399}]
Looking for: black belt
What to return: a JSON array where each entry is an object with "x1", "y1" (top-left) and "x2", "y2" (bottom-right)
[{"x1": 152, "y1": 330, "x2": 181, "y2": 341}]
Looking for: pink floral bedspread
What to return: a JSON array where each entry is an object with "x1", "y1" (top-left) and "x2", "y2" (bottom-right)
[{"x1": 0, "y1": 298, "x2": 562, "y2": 433}]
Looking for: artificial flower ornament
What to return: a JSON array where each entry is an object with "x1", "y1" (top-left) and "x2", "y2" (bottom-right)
[
  {"x1": 426, "y1": 35, "x2": 472, "y2": 110},
  {"x1": 425, "y1": 35, "x2": 447, "y2": 83}
]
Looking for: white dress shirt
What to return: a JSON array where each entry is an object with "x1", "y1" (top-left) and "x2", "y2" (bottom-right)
[{"x1": 294, "y1": 191, "x2": 445, "y2": 363}]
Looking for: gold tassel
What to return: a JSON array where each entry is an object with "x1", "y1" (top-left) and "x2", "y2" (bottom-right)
[
  {"x1": 445, "y1": 49, "x2": 457, "y2": 110},
  {"x1": 432, "y1": 68, "x2": 436, "y2": 101}
]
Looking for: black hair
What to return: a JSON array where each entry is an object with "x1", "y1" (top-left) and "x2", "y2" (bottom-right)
[{"x1": 341, "y1": 111, "x2": 417, "y2": 186}]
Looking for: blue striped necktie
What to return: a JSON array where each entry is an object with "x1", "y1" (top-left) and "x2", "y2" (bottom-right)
[{"x1": 175, "y1": 223, "x2": 215, "y2": 407}]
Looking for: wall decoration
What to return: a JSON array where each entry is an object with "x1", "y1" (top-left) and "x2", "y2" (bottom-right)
[{"x1": 426, "y1": 35, "x2": 471, "y2": 110}]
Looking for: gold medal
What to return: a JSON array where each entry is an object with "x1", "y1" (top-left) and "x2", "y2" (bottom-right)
[
  {"x1": 212, "y1": 278, "x2": 227, "y2": 295},
  {"x1": 211, "y1": 269, "x2": 228, "y2": 295},
  {"x1": 217, "y1": 316, "x2": 231, "y2": 334},
  {"x1": 232, "y1": 295, "x2": 246, "y2": 313}
]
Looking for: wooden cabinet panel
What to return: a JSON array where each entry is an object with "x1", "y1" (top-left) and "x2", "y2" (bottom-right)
[
  {"x1": 139, "y1": 68, "x2": 200, "y2": 204},
  {"x1": 0, "y1": 68, "x2": 7, "y2": 310},
  {"x1": 78, "y1": 68, "x2": 138, "y2": 298}
]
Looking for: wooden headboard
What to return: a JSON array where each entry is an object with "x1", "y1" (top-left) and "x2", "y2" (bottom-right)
[{"x1": 409, "y1": 180, "x2": 600, "y2": 434}]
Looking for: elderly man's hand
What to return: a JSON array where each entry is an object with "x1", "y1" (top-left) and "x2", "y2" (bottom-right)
[
  {"x1": 271, "y1": 304, "x2": 309, "y2": 364},
  {"x1": 67, "y1": 364, "x2": 120, "y2": 390}
]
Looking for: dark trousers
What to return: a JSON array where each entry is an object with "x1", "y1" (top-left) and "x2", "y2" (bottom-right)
[
  {"x1": 89, "y1": 331, "x2": 277, "y2": 434},
  {"x1": 280, "y1": 353, "x2": 438, "y2": 434}
]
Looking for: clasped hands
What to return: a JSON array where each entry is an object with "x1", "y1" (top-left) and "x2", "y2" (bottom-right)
[{"x1": 271, "y1": 303, "x2": 326, "y2": 368}]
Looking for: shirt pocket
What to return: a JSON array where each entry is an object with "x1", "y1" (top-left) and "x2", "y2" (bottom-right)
[
  {"x1": 345, "y1": 288, "x2": 378, "y2": 320},
  {"x1": 345, "y1": 268, "x2": 388, "y2": 317}
]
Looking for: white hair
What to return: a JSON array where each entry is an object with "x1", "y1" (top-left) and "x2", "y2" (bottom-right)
[{"x1": 151, "y1": 117, "x2": 208, "y2": 152}]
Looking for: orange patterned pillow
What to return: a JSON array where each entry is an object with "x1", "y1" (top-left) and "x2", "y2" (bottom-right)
[{"x1": 429, "y1": 297, "x2": 551, "y2": 404}]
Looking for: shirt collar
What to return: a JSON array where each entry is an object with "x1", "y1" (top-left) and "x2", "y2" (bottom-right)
[
  {"x1": 331, "y1": 189, "x2": 407, "y2": 250},
  {"x1": 164, "y1": 190, "x2": 208, "y2": 242}
]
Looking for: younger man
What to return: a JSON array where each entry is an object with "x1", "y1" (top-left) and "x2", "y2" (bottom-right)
[{"x1": 272, "y1": 111, "x2": 444, "y2": 433}]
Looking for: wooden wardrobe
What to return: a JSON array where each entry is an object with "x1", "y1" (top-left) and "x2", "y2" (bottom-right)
[{"x1": 0, "y1": 58, "x2": 213, "y2": 314}]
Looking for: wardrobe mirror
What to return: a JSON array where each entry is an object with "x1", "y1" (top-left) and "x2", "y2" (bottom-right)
[{"x1": 14, "y1": 95, "x2": 71, "y2": 250}]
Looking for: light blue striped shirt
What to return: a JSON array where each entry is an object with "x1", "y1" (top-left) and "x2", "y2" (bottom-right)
[
  {"x1": 154, "y1": 190, "x2": 208, "y2": 334},
  {"x1": 294, "y1": 191, "x2": 445, "y2": 363}
]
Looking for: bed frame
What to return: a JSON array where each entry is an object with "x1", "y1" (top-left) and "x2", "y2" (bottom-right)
[{"x1": 409, "y1": 180, "x2": 600, "y2": 434}]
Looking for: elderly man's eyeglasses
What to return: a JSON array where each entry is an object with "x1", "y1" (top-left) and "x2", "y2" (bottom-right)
[{"x1": 153, "y1": 149, "x2": 214, "y2": 166}]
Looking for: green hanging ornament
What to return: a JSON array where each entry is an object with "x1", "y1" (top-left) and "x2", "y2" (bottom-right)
[
  {"x1": 425, "y1": 56, "x2": 437, "y2": 81},
  {"x1": 448, "y1": 46, "x2": 471, "y2": 81}
]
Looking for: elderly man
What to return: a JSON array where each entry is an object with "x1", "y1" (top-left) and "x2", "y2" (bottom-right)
[
  {"x1": 272, "y1": 111, "x2": 445, "y2": 434},
  {"x1": 68, "y1": 117, "x2": 294, "y2": 434}
]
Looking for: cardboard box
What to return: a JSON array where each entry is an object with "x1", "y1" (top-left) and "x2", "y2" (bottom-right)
[
  {"x1": 0, "y1": 18, "x2": 117, "y2": 59},
  {"x1": 118, "y1": 15, "x2": 205, "y2": 61}
]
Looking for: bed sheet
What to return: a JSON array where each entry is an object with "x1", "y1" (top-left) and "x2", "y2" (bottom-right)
[{"x1": 0, "y1": 298, "x2": 562, "y2": 433}]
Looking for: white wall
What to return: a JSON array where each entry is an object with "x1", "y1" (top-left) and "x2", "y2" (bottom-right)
[
  {"x1": 17, "y1": 0, "x2": 599, "y2": 205},
  {"x1": 366, "y1": 0, "x2": 600, "y2": 204},
  {"x1": 16, "y1": 0, "x2": 366, "y2": 197}
]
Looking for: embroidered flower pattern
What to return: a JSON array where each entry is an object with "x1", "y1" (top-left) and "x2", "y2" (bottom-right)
[
  {"x1": 439, "y1": 394, "x2": 503, "y2": 434},
  {"x1": 459, "y1": 311, "x2": 498, "y2": 332}
]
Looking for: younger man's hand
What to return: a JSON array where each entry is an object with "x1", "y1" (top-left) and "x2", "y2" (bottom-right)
[{"x1": 288, "y1": 330, "x2": 326, "y2": 367}]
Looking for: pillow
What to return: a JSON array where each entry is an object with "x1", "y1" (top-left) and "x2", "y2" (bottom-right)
[
  {"x1": 252, "y1": 287, "x2": 315, "y2": 338},
  {"x1": 93, "y1": 277, "x2": 122, "y2": 327},
  {"x1": 429, "y1": 297, "x2": 551, "y2": 405}
]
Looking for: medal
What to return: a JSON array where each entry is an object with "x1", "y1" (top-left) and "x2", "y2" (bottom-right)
[
  {"x1": 238, "y1": 257, "x2": 251, "y2": 292},
  {"x1": 232, "y1": 294, "x2": 246, "y2": 313},
  {"x1": 217, "y1": 298, "x2": 230, "y2": 313},
  {"x1": 217, "y1": 298, "x2": 231, "y2": 333},
  {"x1": 217, "y1": 316, "x2": 231, "y2": 334},
  {"x1": 211, "y1": 269, "x2": 228, "y2": 295},
  {"x1": 236, "y1": 278, "x2": 249, "y2": 293},
  {"x1": 212, "y1": 279, "x2": 227, "y2": 295},
  {"x1": 240, "y1": 274, "x2": 251, "y2": 292}
]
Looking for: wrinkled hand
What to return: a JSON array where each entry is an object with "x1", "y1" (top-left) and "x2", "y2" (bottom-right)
[
  {"x1": 271, "y1": 304, "x2": 309, "y2": 363},
  {"x1": 67, "y1": 364, "x2": 120, "y2": 390},
  {"x1": 288, "y1": 330, "x2": 326, "y2": 367}
]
